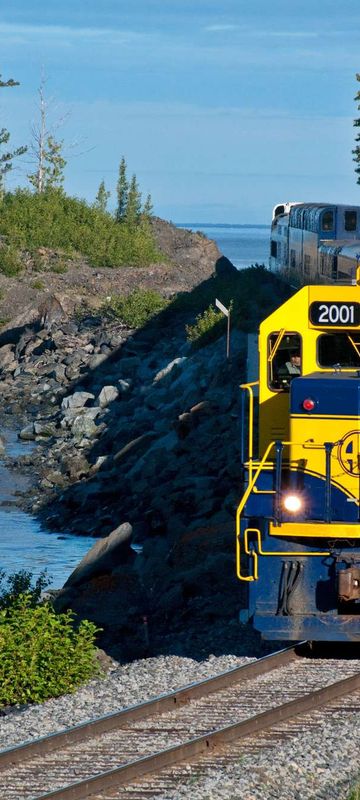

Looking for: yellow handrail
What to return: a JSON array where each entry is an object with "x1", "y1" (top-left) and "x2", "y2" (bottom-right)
[
  {"x1": 236, "y1": 440, "x2": 331, "y2": 581},
  {"x1": 236, "y1": 440, "x2": 276, "y2": 580},
  {"x1": 240, "y1": 381, "x2": 259, "y2": 484},
  {"x1": 238, "y1": 527, "x2": 330, "y2": 582}
]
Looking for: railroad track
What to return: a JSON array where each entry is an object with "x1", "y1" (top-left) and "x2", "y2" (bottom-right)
[{"x1": 1, "y1": 643, "x2": 360, "y2": 800}]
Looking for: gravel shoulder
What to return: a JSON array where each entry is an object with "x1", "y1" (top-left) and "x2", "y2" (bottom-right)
[{"x1": 0, "y1": 653, "x2": 359, "y2": 800}]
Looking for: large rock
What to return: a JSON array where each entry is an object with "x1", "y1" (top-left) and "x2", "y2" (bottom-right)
[
  {"x1": 88, "y1": 353, "x2": 108, "y2": 370},
  {"x1": 97, "y1": 385, "x2": 119, "y2": 408},
  {"x1": 64, "y1": 522, "x2": 133, "y2": 588},
  {"x1": 113, "y1": 432, "x2": 158, "y2": 463},
  {"x1": 153, "y1": 357, "x2": 187, "y2": 384},
  {"x1": 61, "y1": 391, "x2": 95, "y2": 410},
  {"x1": 19, "y1": 423, "x2": 36, "y2": 441},
  {"x1": 118, "y1": 378, "x2": 132, "y2": 394},
  {"x1": 0, "y1": 295, "x2": 67, "y2": 347},
  {"x1": 62, "y1": 406, "x2": 101, "y2": 422},
  {"x1": 0, "y1": 344, "x2": 17, "y2": 371},
  {"x1": 34, "y1": 420, "x2": 58, "y2": 437},
  {"x1": 66, "y1": 455, "x2": 91, "y2": 480},
  {"x1": 71, "y1": 414, "x2": 98, "y2": 439}
]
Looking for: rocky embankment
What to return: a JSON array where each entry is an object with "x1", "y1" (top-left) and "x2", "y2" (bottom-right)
[
  {"x1": 1, "y1": 304, "x2": 247, "y2": 660},
  {"x1": 0, "y1": 221, "x2": 291, "y2": 661}
]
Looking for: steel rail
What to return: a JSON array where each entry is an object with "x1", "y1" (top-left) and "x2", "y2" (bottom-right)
[
  {"x1": 0, "y1": 642, "x2": 303, "y2": 771},
  {"x1": 34, "y1": 667, "x2": 360, "y2": 800}
]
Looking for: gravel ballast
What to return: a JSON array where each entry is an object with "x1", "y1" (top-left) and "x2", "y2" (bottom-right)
[
  {"x1": 0, "y1": 654, "x2": 254, "y2": 748},
  {"x1": 0, "y1": 653, "x2": 360, "y2": 799}
]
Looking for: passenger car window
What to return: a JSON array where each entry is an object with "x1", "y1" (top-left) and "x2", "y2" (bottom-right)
[
  {"x1": 345, "y1": 210, "x2": 357, "y2": 232},
  {"x1": 322, "y1": 211, "x2": 334, "y2": 232},
  {"x1": 268, "y1": 333, "x2": 302, "y2": 391}
]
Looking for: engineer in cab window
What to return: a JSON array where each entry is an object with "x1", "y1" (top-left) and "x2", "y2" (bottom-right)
[
  {"x1": 278, "y1": 351, "x2": 301, "y2": 384},
  {"x1": 285, "y1": 351, "x2": 301, "y2": 375}
]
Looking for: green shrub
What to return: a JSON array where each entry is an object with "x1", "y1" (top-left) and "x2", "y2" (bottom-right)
[
  {"x1": 0, "y1": 595, "x2": 100, "y2": 705},
  {"x1": 31, "y1": 278, "x2": 45, "y2": 290},
  {"x1": 103, "y1": 288, "x2": 168, "y2": 328},
  {"x1": 0, "y1": 189, "x2": 161, "y2": 268},
  {"x1": 51, "y1": 259, "x2": 68, "y2": 274},
  {"x1": 186, "y1": 304, "x2": 226, "y2": 348},
  {"x1": 0, "y1": 244, "x2": 23, "y2": 276},
  {"x1": 0, "y1": 568, "x2": 50, "y2": 610}
]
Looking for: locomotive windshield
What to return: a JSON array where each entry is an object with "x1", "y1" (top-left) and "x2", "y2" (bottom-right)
[{"x1": 317, "y1": 332, "x2": 360, "y2": 368}]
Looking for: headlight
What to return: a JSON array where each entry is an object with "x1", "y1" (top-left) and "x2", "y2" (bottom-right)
[{"x1": 283, "y1": 494, "x2": 302, "y2": 513}]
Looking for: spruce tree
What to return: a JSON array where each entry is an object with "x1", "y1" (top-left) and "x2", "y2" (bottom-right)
[
  {"x1": 353, "y1": 73, "x2": 360, "y2": 184},
  {"x1": 0, "y1": 75, "x2": 20, "y2": 88},
  {"x1": 116, "y1": 156, "x2": 128, "y2": 221},
  {"x1": 0, "y1": 129, "x2": 27, "y2": 197},
  {"x1": 0, "y1": 75, "x2": 27, "y2": 197},
  {"x1": 28, "y1": 135, "x2": 66, "y2": 191},
  {"x1": 142, "y1": 193, "x2": 153, "y2": 219},
  {"x1": 46, "y1": 136, "x2": 66, "y2": 189},
  {"x1": 95, "y1": 180, "x2": 110, "y2": 212},
  {"x1": 125, "y1": 174, "x2": 142, "y2": 228}
]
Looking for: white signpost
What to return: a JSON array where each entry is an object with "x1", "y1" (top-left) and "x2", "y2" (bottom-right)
[{"x1": 215, "y1": 298, "x2": 231, "y2": 360}]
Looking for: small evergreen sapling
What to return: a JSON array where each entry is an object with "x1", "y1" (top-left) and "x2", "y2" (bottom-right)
[{"x1": 95, "y1": 180, "x2": 111, "y2": 212}]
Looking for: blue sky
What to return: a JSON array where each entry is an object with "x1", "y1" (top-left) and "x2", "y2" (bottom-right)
[{"x1": 1, "y1": 0, "x2": 360, "y2": 222}]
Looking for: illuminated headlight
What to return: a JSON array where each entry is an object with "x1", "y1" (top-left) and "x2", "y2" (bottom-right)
[{"x1": 283, "y1": 494, "x2": 302, "y2": 513}]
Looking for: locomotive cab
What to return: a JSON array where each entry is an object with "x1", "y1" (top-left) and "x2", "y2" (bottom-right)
[{"x1": 237, "y1": 282, "x2": 360, "y2": 641}]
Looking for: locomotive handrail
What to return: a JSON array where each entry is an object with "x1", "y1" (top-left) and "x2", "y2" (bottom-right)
[
  {"x1": 240, "y1": 381, "x2": 259, "y2": 484},
  {"x1": 236, "y1": 439, "x2": 333, "y2": 581},
  {"x1": 238, "y1": 527, "x2": 330, "y2": 582},
  {"x1": 238, "y1": 438, "x2": 341, "y2": 516},
  {"x1": 236, "y1": 440, "x2": 278, "y2": 580}
]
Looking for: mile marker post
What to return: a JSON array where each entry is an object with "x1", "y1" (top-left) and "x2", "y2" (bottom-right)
[{"x1": 215, "y1": 298, "x2": 231, "y2": 360}]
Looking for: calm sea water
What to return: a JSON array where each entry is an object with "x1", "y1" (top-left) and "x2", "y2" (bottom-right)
[
  {"x1": 176, "y1": 223, "x2": 270, "y2": 269},
  {"x1": 0, "y1": 431, "x2": 95, "y2": 589}
]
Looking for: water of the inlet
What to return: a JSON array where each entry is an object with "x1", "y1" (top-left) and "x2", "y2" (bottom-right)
[
  {"x1": 176, "y1": 223, "x2": 270, "y2": 269},
  {"x1": 0, "y1": 430, "x2": 95, "y2": 589}
]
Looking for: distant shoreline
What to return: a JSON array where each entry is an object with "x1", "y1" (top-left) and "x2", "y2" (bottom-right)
[{"x1": 176, "y1": 223, "x2": 269, "y2": 229}]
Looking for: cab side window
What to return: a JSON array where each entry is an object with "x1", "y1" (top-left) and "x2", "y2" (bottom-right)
[
  {"x1": 318, "y1": 333, "x2": 360, "y2": 368},
  {"x1": 268, "y1": 333, "x2": 302, "y2": 391}
]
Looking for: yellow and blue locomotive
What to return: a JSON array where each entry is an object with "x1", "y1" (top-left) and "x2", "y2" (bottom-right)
[{"x1": 237, "y1": 277, "x2": 360, "y2": 641}]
